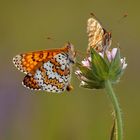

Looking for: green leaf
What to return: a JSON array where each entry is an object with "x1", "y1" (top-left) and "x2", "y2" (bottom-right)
[
  {"x1": 109, "y1": 49, "x2": 122, "y2": 81},
  {"x1": 75, "y1": 62, "x2": 99, "y2": 82},
  {"x1": 91, "y1": 49, "x2": 109, "y2": 80},
  {"x1": 80, "y1": 80, "x2": 105, "y2": 89}
]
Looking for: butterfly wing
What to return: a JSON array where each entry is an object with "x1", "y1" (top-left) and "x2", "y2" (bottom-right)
[
  {"x1": 22, "y1": 52, "x2": 73, "y2": 93},
  {"x1": 13, "y1": 47, "x2": 68, "y2": 75},
  {"x1": 87, "y1": 17, "x2": 112, "y2": 53},
  {"x1": 22, "y1": 74, "x2": 41, "y2": 90},
  {"x1": 13, "y1": 43, "x2": 75, "y2": 93}
]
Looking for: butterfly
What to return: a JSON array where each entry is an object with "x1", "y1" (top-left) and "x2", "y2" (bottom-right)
[
  {"x1": 87, "y1": 15, "x2": 112, "y2": 53},
  {"x1": 13, "y1": 42, "x2": 76, "y2": 93}
]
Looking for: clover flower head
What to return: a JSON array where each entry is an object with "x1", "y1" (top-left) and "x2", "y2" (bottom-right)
[
  {"x1": 75, "y1": 48, "x2": 127, "y2": 89},
  {"x1": 106, "y1": 48, "x2": 127, "y2": 70},
  {"x1": 81, "y1": 57, "x2": 91, "y2": 67}
]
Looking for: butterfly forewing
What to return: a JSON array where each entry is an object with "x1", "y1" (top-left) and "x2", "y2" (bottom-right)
[{"x1": 13, "y1": 48, "x2": 67, "y2": 74}]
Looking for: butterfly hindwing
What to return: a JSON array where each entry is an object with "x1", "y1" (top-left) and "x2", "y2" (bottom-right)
[
  {"x1": 87, "y1": 17, "x2": 112, "y2": 53},
  {"x1": 22, "y1": 74, "x2": 41, "y2": 90}
]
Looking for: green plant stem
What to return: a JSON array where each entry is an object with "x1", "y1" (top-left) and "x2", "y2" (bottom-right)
[{"x1": 105, "y1": 80, "x2": 123, "y2": 140}]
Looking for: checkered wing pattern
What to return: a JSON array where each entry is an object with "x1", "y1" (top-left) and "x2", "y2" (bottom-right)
[
  {"x1": 13, "y1": 49, "x2": 65, "y2": 75},
  {"x1": 13, "y1": 43, "x2": 75, "y2": 93}
]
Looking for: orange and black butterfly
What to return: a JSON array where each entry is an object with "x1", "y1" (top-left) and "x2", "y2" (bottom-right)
[{"x1": 13, "y1": 43, "x2": 76, "y2": 93}]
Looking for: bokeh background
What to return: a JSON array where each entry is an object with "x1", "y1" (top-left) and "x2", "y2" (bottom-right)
[{"x1": 0, "y1": 0, "x2": 139, "y2": 139}]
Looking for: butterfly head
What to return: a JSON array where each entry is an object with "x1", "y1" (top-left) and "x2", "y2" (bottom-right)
[
  {"x1": 105, "y1": 31, "x2": 112, "y2": 48},
  {"x1": 107, "y1": 32, "x2": 112, "y2": 41},
  {"x1": 65, "y1": 42, "x2": 76, "y2": 64}
]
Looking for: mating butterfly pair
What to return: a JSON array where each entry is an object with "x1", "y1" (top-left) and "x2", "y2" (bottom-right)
[{"x1": 13, "y1": 16, "x2": 112, "y2": 93}]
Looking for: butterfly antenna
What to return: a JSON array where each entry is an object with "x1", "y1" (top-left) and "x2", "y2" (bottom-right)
[
  {"x1": 90, "y1": 12, "x2": 96, "y2": 18},
  {"x1": 90, "y1": 12, "x2": 104, "y2": 26},
  {"x1": 118, "y1": 12, "x2": 128, "y2": 23},
  {"x1": 109, "y1": 12, "x2": 128, "y2": 32},
  {"x1": 106, "y1": 12, "x2": 128, "y2": 48}
]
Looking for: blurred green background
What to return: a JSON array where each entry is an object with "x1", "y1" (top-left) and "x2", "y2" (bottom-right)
[{"x1": 0, "y1": 0, "x2": 139, "y2": 139}]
